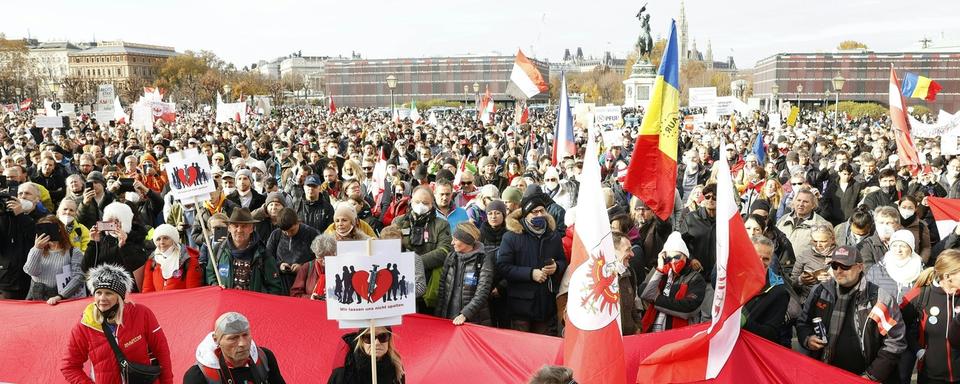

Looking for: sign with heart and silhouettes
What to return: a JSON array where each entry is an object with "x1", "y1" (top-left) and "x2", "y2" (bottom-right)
[
  {"x1": 325, "y1": 239, "x2": 416, "y2": 328},
  {"x1": 164, "y1": 148, "x2": 216, "y2": 202}
]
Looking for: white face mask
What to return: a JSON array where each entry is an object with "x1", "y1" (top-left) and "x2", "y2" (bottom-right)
[
  {"x1": 19, "y1": 199, "x2": 33, "y2": 213},
  {"x1": 411, "y1": 202, "x2": 431, "y2": 215},
  {"x1": 899, "y1": 208, "x2": 915, "y2": 220},
  {"x1": 222, "y1": 187, "x2": 236, "y2": 196},
  {"x1": 59, "y1": 214, "x2": 74, "y2": 226},
  {"x1": 387, "y1": 168, "x2": 399, "y2": 176},
  {"x1": 876, "y1": 223, "x2": 896, "y2": 241},
  {"x1": 125, "y1": 192, "x2": 141, "y2": 204},
  {"x1": 544, "y1": 181, "x2": 559, "y2": 191}
]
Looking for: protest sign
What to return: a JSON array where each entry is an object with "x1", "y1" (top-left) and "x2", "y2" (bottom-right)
[
  {"x1": 326, "y1": 239, "x2": 416, "y2": 328},
  {"x1": 163, "y1": 148, "x2": 215, "y2": 202},
  {"x1": 688, "y1": 87, "x2": 717, "y2": 108},
  {"x1": 712, "y1": 97, "x2": 734, "y2": 116},
  {"x1": 36, "y1": 116, "x2": 63, "y2": 128},
  {"x1": 96, "y1": 84, "x2": 115, "y2": 121},
  {"x1": 594, "y1": 106, "x2": 623, "y2": 131}
]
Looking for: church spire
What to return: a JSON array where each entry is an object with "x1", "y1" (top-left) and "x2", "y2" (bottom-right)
[
  {"x1": 706, "y1": 40, "x2": 714, "y2": 68},
  {"x1": 679, "y1": 0, "x2": 689, "y2": 65}
]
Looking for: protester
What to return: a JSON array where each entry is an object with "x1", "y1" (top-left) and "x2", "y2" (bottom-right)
[
  {"x1": 742, "y1": 235, "x2": 789, "y2": 343},
  {"x1": 435, "y1": 222, "x2": 494, "y2": 325},
  {"x1": 206, "y1": 208, "x2": 282, "y2": 294},
  {"x1": 290, "y1": 234, "x2": 336, "y2": 299},
  {"x1": 900, "y1": 249, "x2": 960, "y2": 383},
  {"x1": 326, "y1": 203, "x2": 371, "y2": 241},
  {"x1": 142, "y1": 223, "x2": 203, "y2": 292},
  {"x1": 776, "y1": 188, "x2": 831, "y2": 258},
  {"x1": 328, "y1": 326, "x2": 405, "y2": 384},
  {"x1": 791, "y1": 224, "x2": 837, "y2": 300},
  {"x1": 640, "y1": 232, "x2": 707, "y2": 333},
  {"x1": 860, "y1": 206, "x2": 903, "y2": 270},
  {"x1": 23, "y1": 215, "x2": 84, "y2": 303},
  {"x1": 796, "y1": 245, "x2": 906, "y2": 381},
  {"x1": 393, "y1": 186, "x2": 451, "y2": 312},
  {"x1": 61, "y1": 264, "x2": 174, "y2": 383},
  {"x1": 82, "y1": 201, "x2": 150, "y2": 290},
  {"x1": 183, "y1": 312, "x2": 286, "y2": 383},
  {"x1": 612, "y1": 231, "x2": 643, "y2": 335},
  {"x1": 266, "y1": 207, "x2": 322, "y2": 294},
  {"x1": 528, "y1": 365, "x2": 575, "y2": 384},
  {"x1": 497, "y1": 191, "x2": 566, "y2": 335}
]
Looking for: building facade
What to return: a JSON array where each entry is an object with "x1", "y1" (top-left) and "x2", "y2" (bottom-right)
[
  {"x1": 549, "y1": 48, "x2": 627, "y2": 78},
  {"x1": 325, "y1": 55, "x2": 550, "y2": 107},
  {"x1": 753, "y1": 51, "x2": 960, "y2": 112},
  {"x1": 280, "y1": 56, "x2": 329, "y2": 91},
  {"x1": 68, "y1": 41, "x2": 177, "y2": 83},
  {"x1": 28, "y1": 42, "x2": 81, "y2": 98}
]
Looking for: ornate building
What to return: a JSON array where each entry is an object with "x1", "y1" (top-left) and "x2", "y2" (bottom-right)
[
  {"x1": 677, "y1": 0, "x2": 737, "y2": 74},
  {"x1": 68, "y1": 41, "x2": 176, "y2": 83}
]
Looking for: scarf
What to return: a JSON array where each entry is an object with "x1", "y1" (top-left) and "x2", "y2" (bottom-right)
[
  {"x1": 824, "y1": 277, "x2": 864, "y2": 363},
  {"x1": 479, "y1": 221, "x2": 506, "y2": 246},
  {"x1": 154, "y1": 245, "x2": 182, "y2": 279},
  {"x1": 522, "y1": 216, "x2": 547, "y2": 237},
  {"x1": 882, "y1": 252, "x2": 923, "y2": 288}
]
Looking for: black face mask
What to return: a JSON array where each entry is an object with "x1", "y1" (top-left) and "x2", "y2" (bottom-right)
[{"x1": 100, "y1": 303, "x2": 120, "y2": 320}]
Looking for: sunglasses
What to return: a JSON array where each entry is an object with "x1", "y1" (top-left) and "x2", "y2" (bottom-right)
[
  {"x1": 792, "y1": 182, "x2": 803, "y2": 186},
  {"x1": 544, "y1": 178, "x2": 558, "y2": 182},
  {"x1": 461, "y1": 181, "x2": 473, "y2": 185},
  {"x1": 663, "y1": 254, "x2": 684, "y2": 262},
  {"x1": 702, "y1": 194, "x2": 715, "y2": 201},
  {"x1": 829, "y1": 262, "x2": 853, "y2": 271},
  {"x1": 360, "y1": 333, "x2": 392, "y2": 344}
]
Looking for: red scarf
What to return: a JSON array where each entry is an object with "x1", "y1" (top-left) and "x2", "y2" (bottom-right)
[{"x1": 640, "y1": 278, "x2": 691, "y2": 333}]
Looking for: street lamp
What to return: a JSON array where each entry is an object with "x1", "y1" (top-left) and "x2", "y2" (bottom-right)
[
  {"x1": 386, "y1": 74, "x2": 398, "y2": 119},
  {"x1": 223, "y1": 84, "x2": 232, "y2": 103},
  {"x1": 14, "y1": 87, "x2": 21, "y2": 105},
  {"x1": 770, "y1": 83, "x2": 779, "y2": 113},
  {"x1": 472, "y1": 82, "x2": 480, "y2": 113},
  {"x1": 49, "y1": 83, "x2": 60, "y2": 101},
  {"x1": 796, "y1": 84, "x2": 803, "y2": 109},
  {"x1": 832, "y1": 73, "x2": 845, "y2": 131},
  {"x1": 463, "y1": 84, "x2": 468, "y2": 108}
]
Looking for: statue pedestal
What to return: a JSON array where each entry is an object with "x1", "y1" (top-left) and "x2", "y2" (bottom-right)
[{"x1": 623, "y1": 60, "x2": 656, "y2": 108}]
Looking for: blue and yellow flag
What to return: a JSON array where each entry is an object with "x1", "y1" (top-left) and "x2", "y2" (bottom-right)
[{"x1": 624, "y1": 19, "x2": 680, "y2": 221}]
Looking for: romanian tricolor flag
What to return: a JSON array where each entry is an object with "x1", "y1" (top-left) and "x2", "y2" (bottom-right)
[
  {"x1": 623, "y1": 19, "x2": 680, "y2": 221},
  {"x1": 901, "y1": 72, "x2": 943, "y2": 101}
]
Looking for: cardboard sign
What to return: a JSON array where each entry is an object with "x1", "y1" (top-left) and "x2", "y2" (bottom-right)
[
  {"x1": 164, "y1": 148, "x2": 215, "y2": 202},
  {"x1": 96, "y1": 84, "x2": 115, "y2": 121},
  {"x1": 326, "y1": 239, "x2": 416, "y2": 328},
  {"x1": 36, "y1": 116, "x2": 63, "y2": 128},
  {"x1": 594, "y1": 106, "x2": 623, "y2": 131}
]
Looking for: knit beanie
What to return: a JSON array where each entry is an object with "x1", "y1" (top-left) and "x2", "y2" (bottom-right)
[
  {"x1": 660, "y1": 232, "x2": 689, "y2": 257},
  {"x1": 485, "y1": 199, "x2": 507, "y2": 216},
  {"x1": 502, "y1": 187, "x2": 522, "y2": 204},
  {"x1": 152, "y1": 224, "x2": 180, "y2": 245}
]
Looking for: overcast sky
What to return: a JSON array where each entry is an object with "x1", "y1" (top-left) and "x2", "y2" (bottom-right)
[{"x1": 4, "y1": 0, "x2": 959, "y2": 69}]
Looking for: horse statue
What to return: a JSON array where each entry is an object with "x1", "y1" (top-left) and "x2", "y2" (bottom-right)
[{"x1": 635, "y1": 13, "x2": 654, "y2": 59}]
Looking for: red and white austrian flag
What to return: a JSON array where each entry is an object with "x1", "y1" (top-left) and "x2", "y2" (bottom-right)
[{"x1": 869, "y1": 302, "x2": 897, "y2": 336}]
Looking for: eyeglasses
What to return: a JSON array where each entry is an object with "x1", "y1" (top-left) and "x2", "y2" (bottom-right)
[
  {"x1": 360, "y1": 333, "x2": 392, "y2": 344},
  {"x1": 791, "y1": 182, "x2": 803, "y2": 186},
  {"x1": 702, "y1": 194, "x2": 715, "y2": 201},
  {"x1": 829, "y1": 262, "x2": 854, "y2": 271},
  {"x1": 460, "y1": 181, "x2": 473, "y2": 185}
]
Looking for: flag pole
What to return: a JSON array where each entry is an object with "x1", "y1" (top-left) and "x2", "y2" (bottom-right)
[{"x1": 366, "y1": 238, "x2": 378, "y2": 384}]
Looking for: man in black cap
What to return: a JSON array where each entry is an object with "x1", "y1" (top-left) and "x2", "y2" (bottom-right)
[
  {"x1": 797, "y1": 245, "x2": 905, "y2": 382},
  {"x1": 292, "y1": 174, "x2": 334, "y2": 233},
  {"x1": 77, "y1": 170, "x2": 115, "y2": 228},
  {"x1": 207, "y1": 208, "x2": 282, "y2": 294},
  {"x1": 496, "y1": 189, "x2": 566, "y2": 335}
]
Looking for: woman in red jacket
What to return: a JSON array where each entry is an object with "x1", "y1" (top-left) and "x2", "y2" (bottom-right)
[
  {"x1": 61, "y1": 264, "x2": 173, "y2": 383},
  {"x1": 142, "y1": 224, "x2": 203, "y2": 292}
]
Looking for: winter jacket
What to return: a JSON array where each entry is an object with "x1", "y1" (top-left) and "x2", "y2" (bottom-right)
[
  {"x1": 267, "y1": 224, "x2": 322, "y2": 266},
  {"x1": 496, "y1": 210, "x2": 567, "y2": 322},
  {"x1": 65, "y1": 221, "x2": 92, "y2": 253},
  {"x1": 858, "y1": 235, "x2": 888, "y2": 271},
  {"x1": 294, "y1": 196, "x2": 335, "y2": 237},
  {"x1": 190, "y1": 196, "x2": 238, "y2": 246},
  {"x1": 822, "y1": 180, "x2": 864, "y2": 226},
  {"x1": 679, "y1": 207, "x2": 717, "y2": 281},
  {"x1": 328, "y1": 332, "x2": 404, "y2": 384},
  {"x1": 900, "y1": 283, "x2": 960, "y2": 383},
  {"x1": 900, "y1": 213, "x2": 933, "y2": 264},
  {"x1": 776, "y1": 212, "x2": 831, "y2": 259},
  {"x1": 61, "y1": 302, "x2": 173, "y2": 384},
  {"x1": 392, "y1": 211, "x2": 452, "y2": 272},
  {"x1": 82, "y1": 223, "x2": 151, "y2": 276},
  {"x1": 861, "y1": 189, "x2": 900, "y2": 212},
  {"x1": 796, "y1": 276, "x2": 906, "y2": 382},
  {"x1": 182, "y1": 332, "x2": 285, "y2": 384},
  {"x1": 435, "y1": 246, "x2": 494, "y2": 325},
  {"x1": 544, "y1": 180, "x2": 578, "y2": 210},
  {"x1": 77, "y1": 192, "x2": 116, "y2": 229},
  {"x1": 289, "y1": 259, "x2": 325, "y2": 299},
  {"x1": 742, "y1": 273, "x2": 790, "y2": 343},
  {"x1": 142, "y1": 246, "x2": 204, "y2": 292},
  {"x1": 324, "y1": 222, "x2": 376, "y2": 239},
  {"x1": 227, "y1": 189, "x2": 266, "y2": 212},
  {"x1": 206, "y1": 237, "x2": 282, "y2": 294},
  {"x1": 639, "y1": 263, "x2": 707, "y2": 333},
  {"x1": 636, "y1": 218, "x2": 673, "y2": 274},
  {"x1": 0, "y1": 211, "x2": 35, "y2": 295},
  {"x1": 864, "y1": 258, "x2": 918, "y2": 305},
  {"x1": 791, "y1": 246, "x2": 833, "y2": 300}
]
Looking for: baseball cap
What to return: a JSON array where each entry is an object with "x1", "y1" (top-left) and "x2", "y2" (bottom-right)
[
  {"x1": 305, "y1": 175, "x2": 322, "y2": 186},
  {"x1": 830, "y1": 245, "x2": 862, "y2": 267}
]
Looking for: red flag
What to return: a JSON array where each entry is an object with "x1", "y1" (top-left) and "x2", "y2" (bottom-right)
[
  {"x1": 635, "y1": 140, "x2": 766, "y2": 382},
  {"x1": 329, "y1": 95, "x2": 337, "y2": 114},
  {"x1": 19, "y1": 98, "x2": 32, "y2": 111},
  {"x1": 927, "y1": 197, "x2": 960, "y2": 240},
  {"x1": 563, "y1": 120, "x2": 626, "y2": 383},
  {"x1": 889, "y1": 66, "x2": 921, "y2": 170}
]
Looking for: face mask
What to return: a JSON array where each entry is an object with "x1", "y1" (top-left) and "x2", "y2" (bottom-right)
[
  {"x1": 882, "y1": 185, "x2": 896, "y2": 194},
  {"x1": 876, "y1": 223, "x2": 895, "y2": 240},
  {"x1": 670, "y1": 258, "x2": 687, "y2": 275},
  {"x1": 544, "y1": 181, "x2": 558, "y2": 191},
  {"x1": 387, "y1": 168, "x2": 399, "y2": 176},
  {"x1": 19, "y1": 199, "x2": 33, "y2": 213},
  {"x1": 222, "y1": 187, "x2": 236, "y2": 196},
  {"x1": 125, "y1": 192, "x2": 141, "y2": 204},
  {"x1": 59, "y1": 214, "x2": 74, "y2": 226},
  {"x1": 411, "y1": 202, "x2": 431, "y2": 215},
  {"x1": 686, "y1": 162, "x2": 699, "y2": 173},
  {"x1": 900, "y1": 208, "x2": 915, "y2": 219},
  {"x1": 529, "y1": 216, "x2": 548, "y2": 230}
]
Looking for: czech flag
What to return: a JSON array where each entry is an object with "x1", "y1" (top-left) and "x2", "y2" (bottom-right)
[
  {"x1": 635, "y1": 140, "x2": 766, "y2": 381},
  {"x1": 901, "y1": 72, "x2": 942, "y2": 101},
  {"x1": 623, "y1": 19, "x2": 680, "y2": 221},
  {"x1": 552, "y1": 73, "x2": 575, "y2": 165},
  {"x1": 562, "y1": 112, "x2": 626, "y2": 384}
]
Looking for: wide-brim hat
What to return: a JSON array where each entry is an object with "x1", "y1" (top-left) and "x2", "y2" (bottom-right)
[{"x1": 226, "y1": 208, "x2": 260, "y2": 224}]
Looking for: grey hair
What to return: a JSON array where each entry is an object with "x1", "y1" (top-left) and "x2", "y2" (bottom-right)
[
  {"x1": 528, "y1": 365, "x2": 574, "y2": 384},
  {"x1": 311, "y1": 234, "x2": 337, "y2": 257},
  {"x1": 66, "y1": 173, "x2": 84, "y2": 186},
  {"x1": 874, "y1": 205, "x2": 900, "y2": 222},
  {"x1": 750, "y1": 235, "x2": 775, "y2": 249},
  {"x1": 214, "y1": 312, "x2": 250, "y2": 337}
]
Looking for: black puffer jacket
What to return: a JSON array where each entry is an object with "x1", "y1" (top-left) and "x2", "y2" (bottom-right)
[
  {"x1": 295, "y1": 198, "x2": 334, "y2": 241},
  {"x1": 435, "y1": 246, "x2": 494, "y2": 325},
  {"x1": 496, "y1": 210, "x2": 566, "y2": 322},
  {"x1": 901, "y1": 284, "x2": 960, "y2": 383},
  {"x1": 0, "y1": 211, "x2": 35, "y2": 296},
  {"x1": 680, "y1": 207, "x2": 716, "y2": 281}
]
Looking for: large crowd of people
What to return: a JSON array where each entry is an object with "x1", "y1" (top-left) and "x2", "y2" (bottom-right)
[{"x1": 1, "y1": 102, "x2": 957, "y2": 383}]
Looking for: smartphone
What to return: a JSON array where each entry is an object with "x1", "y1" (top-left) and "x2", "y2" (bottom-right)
[
  {"x1": 213, "y1": 227, "x2": 228, "y2": 242},
  {"x1": 118, "y1": 178, "x2": 135, "y2": 193},
  {"x1": 85, "y1": 181, "x2": 94, "y2": 190},
  {"x1": 36, "y1": 222, "x2": 62, "y2": 241},
  {"x1": 96, "y1": 221, "x2": 119, "y2": 232}
]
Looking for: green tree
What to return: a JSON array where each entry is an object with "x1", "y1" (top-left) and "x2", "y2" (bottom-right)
[{"x1": 837, "y1": 40, "x2": 868, "y2": 50}]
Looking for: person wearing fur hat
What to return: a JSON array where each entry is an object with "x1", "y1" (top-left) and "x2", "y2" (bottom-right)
[
  {"x1": 61, "y1": 264, "x2": 174, "y2": 383},
  {"x1": 183, "y1": 312, "x2": 286, "y2": 383},
  {"x1": 141, "y1": 224, "x2": 203, "y2": 293},
  {"x1": 82, "y1": 202, "x2": 151, "y2": 291},
  {"x1": 639, "y1": 231, "x2": 707, "y2": 333},
  {"x1": 207, "y1": 208, "x2": 282, "y2": 294},
  {"x1": 496, "y1": 190, "x2": 566, "y2": 335}
]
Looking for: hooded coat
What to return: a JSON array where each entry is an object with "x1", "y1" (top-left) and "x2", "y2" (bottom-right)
[
  {"x1": 435, "y1": 246, "x2": 494, "y2": 325},
  {"x1": 182, "y1": 332, "x2": 284, "y2": 384},
  {"x1": 496, "y1": 210, "x2": 566, "y2": 322}
]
